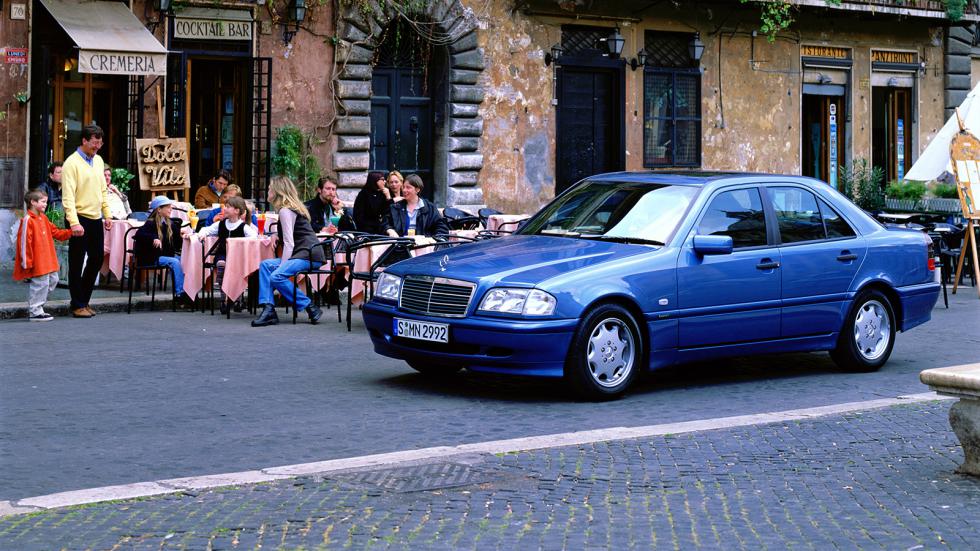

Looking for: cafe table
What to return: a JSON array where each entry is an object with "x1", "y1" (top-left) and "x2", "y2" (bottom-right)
[
  {"x1": 221, "y1": 237, "x2": 277, "y2": 302},
  {"x1": 100, "y1": 219, "x2": 143, "y2": 283},
  {"x1": 486, "y1": 214, "x2": 529, "y2": 232}
]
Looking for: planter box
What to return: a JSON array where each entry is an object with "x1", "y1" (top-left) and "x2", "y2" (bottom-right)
[
  {"x1": 922, "y1": 198, "x2": 962, "y2": 213},
  {"x1": 55, "y1": 243, "x2": 69, "y2": 286}
]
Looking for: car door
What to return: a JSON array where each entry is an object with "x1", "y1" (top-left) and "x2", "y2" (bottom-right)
[
  {"x1": 676, "y1": 187, "x2": 782, "y2": 348},
  {"x1": 765, "y1": 185, "x2": 866, "y2": 337}
]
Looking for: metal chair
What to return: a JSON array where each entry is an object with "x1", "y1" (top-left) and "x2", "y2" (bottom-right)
[
  {"x1": 123, "y1": 225, "x2": 177, "y2": 314},
  {"x1": 291, "y1": 239, "x2": 339, "y2": 324},
  {"x1": 343, "y1": 234, "x2": 415, "y2": 331},
  {"x1": 442, "y1": 207, "x2": 481, "y2": 231},
  {"x1": 477, "y1": 207, "x2": 502, "y2": 229}
]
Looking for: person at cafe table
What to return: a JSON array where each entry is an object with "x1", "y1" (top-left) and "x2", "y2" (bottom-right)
[
  {"x1": 384, "y1": 174, "x2": 449, "y2": 238},
  {"x1": 194, "y1": 195, "x2": 257, "y2": 314},
  {"x1": 251, "y1": 176, "x2": 326, "y2": 327},
  {"x1": 200, "y1": 184, "x2": 257, "y2": 228},
  {"x1": 134, "y1": 196, "x2": 192, "y2": 303},
  {"x1": 193, "y1": 169, "x2": 230, "y2": 209},
  {"x1": 305, "y1": 176, "x2": 355, "y2": 234}
]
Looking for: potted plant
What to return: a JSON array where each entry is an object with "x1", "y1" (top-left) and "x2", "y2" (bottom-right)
[{"x1": 46, "y1": 206, "x2": 70, "y2": 285}]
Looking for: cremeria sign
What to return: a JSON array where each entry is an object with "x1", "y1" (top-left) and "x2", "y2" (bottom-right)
[{"x1": 78, "y1": 50, "x2": 167, "y2": 76}]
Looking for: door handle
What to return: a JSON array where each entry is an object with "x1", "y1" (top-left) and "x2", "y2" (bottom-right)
[
  {"x1": 194, "y1": 124, "x2": 201, "y2": 143},
  {"x1": 409, "y1": 116, "x2": 419, "y2": 133},
  {"x1": 837, "y1": 251, "x2": 858, "y2": 262},
  {"x1": 58, "y1": 119, "x2": 67, "y2": 141},
  {"x1": 756, "y1": 259, "x2": 781, "y2": 270}
]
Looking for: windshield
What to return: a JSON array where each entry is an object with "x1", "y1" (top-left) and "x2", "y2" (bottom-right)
[{"x1": 521, "y1": 180, "x2": 699, "y2": 245}]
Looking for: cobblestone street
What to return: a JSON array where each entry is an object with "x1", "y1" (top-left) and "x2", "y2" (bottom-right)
[{"x1": 2, "y1": 400, "x2": 978, "y2": 550}]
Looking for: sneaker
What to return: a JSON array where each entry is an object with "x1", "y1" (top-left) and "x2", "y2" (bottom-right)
[
  {"x1": 71, "y1": 307, "x2": 93, "y2": 318},
  {"x1": 29, "y1": 313, "x2": 54, "y2": 322},
  {"x1": 306, "y1": 305, "x2": 323, "y2": 324}
]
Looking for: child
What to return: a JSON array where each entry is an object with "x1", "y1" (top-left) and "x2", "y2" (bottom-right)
[
  {"x1": 134, "y1": 196, "x2": 191, "y2": 302},
  {"x1": 14, "y1": 190, "x2": 73, "y2": 321},
  {"x1": 195, "y1": 195, "x2": 257, "y2": 313}
]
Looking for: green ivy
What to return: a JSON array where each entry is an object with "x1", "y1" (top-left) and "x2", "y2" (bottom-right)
[
  {"x1": 945, "y1": 0, "x2": 967, "y2": 21},
  {"x1": 839, "y1": 158, "x2": 885, "y2": 212},
  {"x1": 272, "y1": 125, "x2": 321, "y2": 200},
  {"x1": 111, "y1": 168, "x2": 135, "y2": 193}
]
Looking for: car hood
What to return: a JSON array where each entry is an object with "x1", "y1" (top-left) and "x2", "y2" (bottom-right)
[{"x1": 390, "y1": 235, "x2": 656, "y2": 286}]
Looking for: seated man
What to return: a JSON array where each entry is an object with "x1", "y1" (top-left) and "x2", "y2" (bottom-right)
[
  {"x1": 304, "y1": 176, "x2": 356, "y2": 234},
  {"x1": 193, "y1": 169, "x2": 230, "y2": 209}
]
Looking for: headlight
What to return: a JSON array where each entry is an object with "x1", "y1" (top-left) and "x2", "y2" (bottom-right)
[
  {"x1": 375, "y1": 272, "x2": 402, "y2": 301},
  {"x1": 478, "y1": 288, "x2": 557, "y2": 316}
]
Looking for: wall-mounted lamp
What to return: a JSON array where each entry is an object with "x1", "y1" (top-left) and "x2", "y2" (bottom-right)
[
  {"x1": 544, "y1": 44, "x2": 563, "y2": 66},
  {"x1": 817, "y1": 73, "x2": 833, "y2": 85},
  {"x1": 154, "y1": 0, "x2": 172, "y2": 12},
  {"x1": 630, "y1": 49, "x2": 647, "y2": 71},
  {"x1": 919, "y1": 61, "x2": 927, "y2": 76},
  {"x1": 887, "y1": 76, "x2": 899, "y2": 87},
  {"x1": 283, "y1": 0, "x2": 306, "y2": 45},
  {"x1": 688, "y1": 33, "x2": 705, "y2": 63},
  {"x1": 599, "y1": 28, "x2": 625, "y2": 59}
]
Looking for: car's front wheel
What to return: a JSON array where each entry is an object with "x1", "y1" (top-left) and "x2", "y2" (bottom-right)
[
  {"x1": 830, "y1": 289, "x2": 896, "y2": 372},
  {"x1": 565, "y1": 304, "x2": 642, "y2": 400},
  {"x1": 407, "y1": 360, "x2": 463, "y2": 377}
]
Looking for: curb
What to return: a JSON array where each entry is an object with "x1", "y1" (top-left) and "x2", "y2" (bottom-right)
[
  {"x1": 0, "y1": 391, "x2": 953, "y2": 519},
  {"x1": 0, "y1": 294, "x2": 200, "y2": 320}
]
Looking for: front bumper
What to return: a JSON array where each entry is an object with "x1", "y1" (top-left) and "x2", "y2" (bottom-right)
[{"x1": 363, "y1": 301, "x2": 578, "y2": 377}]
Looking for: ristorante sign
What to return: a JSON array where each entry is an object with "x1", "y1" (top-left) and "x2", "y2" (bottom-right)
[
  {"x1": 79, "y1": 50, "x2": 167, "y2": 75},
  {"x1": 174, "y1": 16, "x2": 252, "y2": 41}
]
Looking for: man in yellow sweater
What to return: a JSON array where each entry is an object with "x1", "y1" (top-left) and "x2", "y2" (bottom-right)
[{"x1": 62, "y1": 124, "x2": 113, "y2": 318}]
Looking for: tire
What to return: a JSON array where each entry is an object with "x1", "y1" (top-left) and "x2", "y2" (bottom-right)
[
  {"x1": 565, "y1": 304, "x2": 643, "y2": 400},
  {"x1": 830, "y1": 289, "x2": 896, "y2": 373},
  {"x1": 407, "y1": 360, "x2": 463, "y2": 377}
]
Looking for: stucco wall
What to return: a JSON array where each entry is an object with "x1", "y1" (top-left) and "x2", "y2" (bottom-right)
[{"x1": 1, "y1": 1, "x2": 31, "y2": 162}]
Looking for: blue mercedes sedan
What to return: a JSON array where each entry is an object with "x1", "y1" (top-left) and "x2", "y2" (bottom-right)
[{"x1": 363, "y1": 172, "x2": 940, "y2": 400}]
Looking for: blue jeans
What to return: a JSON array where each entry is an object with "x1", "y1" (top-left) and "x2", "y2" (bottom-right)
[
  {"x1": 157, "y1": 256, "x2": 185, "y2": 295},
  {"x1": 258, "y1": 258, "x2": 322, "y2": 310}
]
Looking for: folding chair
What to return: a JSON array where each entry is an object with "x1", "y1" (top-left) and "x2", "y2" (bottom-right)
[
  {"x1": 442, "y1": 207, "x2": 481, "y2": 231},
  {"x1": 291, "y1": 239, "x2": 338, "y2": 324},
  {"x1": 123, "y1": 225, "x2": 177, "y2": 314}
]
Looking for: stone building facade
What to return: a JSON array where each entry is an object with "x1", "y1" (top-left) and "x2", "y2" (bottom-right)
[{"x1": 1, "y1": 0, "x2": 977, "y2": 265}]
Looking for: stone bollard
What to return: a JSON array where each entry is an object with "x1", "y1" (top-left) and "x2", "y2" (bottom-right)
[{"x1": 920, "y1": 364, "x2": 980, "y2": 476}]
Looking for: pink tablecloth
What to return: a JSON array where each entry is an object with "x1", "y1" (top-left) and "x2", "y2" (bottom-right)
[
  {"x1": 486, "y1": 214, "x2": 528, "y2": 232},
  {"x1": 101, "y1": 219, "x2": 143, "y2": 281},
  {"x1": 221, "y1": 237, "x2": 277, "y2": 301},
  {"x1": 180, "y1": 235, "x2": 218, "y2": 300}
]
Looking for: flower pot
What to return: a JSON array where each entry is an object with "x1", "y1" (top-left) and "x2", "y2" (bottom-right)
[{"x1": 55, "y1": 243, "x2": 70, "y2": 286}]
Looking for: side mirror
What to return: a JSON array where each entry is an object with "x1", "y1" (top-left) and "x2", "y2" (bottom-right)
[{"x1": 693, "y1": 234, "x2": 733, "y2": 256}]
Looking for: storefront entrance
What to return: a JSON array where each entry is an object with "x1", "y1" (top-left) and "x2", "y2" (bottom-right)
[
  {"x1": 872, "y1": 87, "x2": 912, "y2": 183},
  {"x1": 802, "y1": 93, "x2": 845, "y2": 188},
  {"x1": 187, "y1": 58, "x2": 249, "y2": 188}
]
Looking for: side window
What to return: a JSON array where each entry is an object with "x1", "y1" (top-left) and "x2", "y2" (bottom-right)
[
  {"x1": 817, "y1": 197, "x2": 856, "y2": 238},
  {"x1": 770, "y1": 187, "x2": 825, "y2": 243},
  {"x1": 698, "y1": 188, "x2": 768, "y2": 248}
]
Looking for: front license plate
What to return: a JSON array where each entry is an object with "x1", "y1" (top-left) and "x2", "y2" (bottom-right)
[{"x1": 393, "y1": 318, "x2": 450, "y2": 343}]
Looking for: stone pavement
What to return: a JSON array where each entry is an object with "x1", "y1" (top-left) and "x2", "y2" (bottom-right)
[{"x1": 2, "y1": 400, "x2": 978, "y2": 550}]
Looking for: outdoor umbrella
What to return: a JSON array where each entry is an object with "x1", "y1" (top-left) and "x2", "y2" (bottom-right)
[{"x1": 905, "y1": 82, "x2": 980, "y2": 181}]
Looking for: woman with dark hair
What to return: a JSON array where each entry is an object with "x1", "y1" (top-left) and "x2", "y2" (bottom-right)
[{"x1": 353, "y1": 170, "x2": 391, "y2": 235}]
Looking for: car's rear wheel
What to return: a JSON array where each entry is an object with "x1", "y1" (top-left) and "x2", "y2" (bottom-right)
[
  {"x1": 830, "y1": 289, "x2": 895, "y2": 372},
  {"x1": 407, "y1": 360, "x2": 463, "y2": 377},
  {"x1": 565, "y1": 304, "x2": 642, "y2": 400}
]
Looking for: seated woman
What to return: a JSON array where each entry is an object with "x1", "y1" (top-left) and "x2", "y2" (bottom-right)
[
  {"x1": 134, "y1": 196, "x2": 190, "y2": 301},
  {"x1": 353, "y1": 171, "x2": 391, "y2": 235},
  {"x1": 385, "y1": 174, "x2": 449, "y2": 238},
  {"x1": 386, "y1": 170, "x2": 404, "y2": 203},
  {"x1": 251, "y1": 176, "x2": 326, "y2": 327},
  {"x1": 103, "y1": 166, "x2": 131, "y2": 220}
]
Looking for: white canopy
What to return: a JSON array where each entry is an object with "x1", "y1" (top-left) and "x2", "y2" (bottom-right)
[
  {"x1": 905, "y1": 81, "x2": 980, "y2": 181},
  {"x1": 41, "y1": 0, "x2": 167, "y2": 76}
]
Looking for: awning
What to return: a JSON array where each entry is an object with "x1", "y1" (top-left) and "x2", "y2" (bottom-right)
[{"x1": 40, "y1": 0, "x2": 167, "y2": 76}]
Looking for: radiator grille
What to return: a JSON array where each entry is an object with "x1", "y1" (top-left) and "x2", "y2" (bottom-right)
[{"x1": 400, "y1": 276, "x2": 475, "y2": 318}]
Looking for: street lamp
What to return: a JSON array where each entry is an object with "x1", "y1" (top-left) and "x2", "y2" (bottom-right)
[
  {"x1": 283, "y1": 0, "x2": 307, "y2": 45},
  {"x1": 688, "y1": 32, "x2": 705, "y2": 63}
]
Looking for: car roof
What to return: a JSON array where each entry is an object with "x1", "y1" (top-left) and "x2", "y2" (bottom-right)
[{"x1": 588, "y1": 171, "x2": 824, "y2": 187}]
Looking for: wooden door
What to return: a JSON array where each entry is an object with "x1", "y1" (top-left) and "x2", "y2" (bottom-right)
[
  {"x1": 371, "y1": 67, "x2": 433, "y2": 199},
  {"x1": 51, "y1": 56, "x2": 118, "y2": 164},
  {"x1": 556, "y1": 67, "x2": 620, "y2": 194}
]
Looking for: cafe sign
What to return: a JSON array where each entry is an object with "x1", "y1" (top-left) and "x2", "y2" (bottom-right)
[
  {"x1": 79, "y1": 50, "x2": 166, "y2": 76},
  {"x1": 174, "y1": 16, "x2": 252, "y2": 41},
  {"x1": 136, "y1": 138, "x2": 191, "y2": 192}
]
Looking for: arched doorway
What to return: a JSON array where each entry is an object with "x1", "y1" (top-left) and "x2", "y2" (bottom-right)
[
  {"x1": 333, "y1": 0, "x2": 485, "y2": 210},
  {"x1": 370, "y1": 19, "x2": 447, "y2": 201}
]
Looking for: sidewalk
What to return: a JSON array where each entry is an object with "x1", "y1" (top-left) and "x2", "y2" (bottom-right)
[{"x1": 2, "y1": 399, "x2": 977, "y2": 549}]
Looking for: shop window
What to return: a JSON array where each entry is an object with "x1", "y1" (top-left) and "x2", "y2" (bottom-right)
[{"x1": 643, "y1": 32, "x2": 701, "y2": 168}]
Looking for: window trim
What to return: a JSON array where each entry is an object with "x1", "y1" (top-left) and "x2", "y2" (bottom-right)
[{"x1": 643, "y1": 67, "x2": 702, "y2": 168}]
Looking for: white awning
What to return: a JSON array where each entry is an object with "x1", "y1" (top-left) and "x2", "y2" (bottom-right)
[{"x1": 40, "y1": 0, "x2": 167, "y2": 76}]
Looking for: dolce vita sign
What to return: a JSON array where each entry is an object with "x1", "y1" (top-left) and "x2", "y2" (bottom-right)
[{"x1": 136, "y1": 138, "x2": 191, "y2": 192}]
